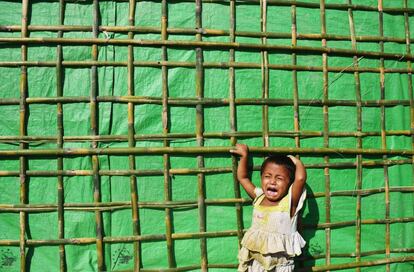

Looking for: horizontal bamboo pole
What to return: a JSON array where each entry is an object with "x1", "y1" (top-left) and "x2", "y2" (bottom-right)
[
  {"x1": 308, "y1": 255, "x2": 414, "y2": 272},
  {"x1": 0, "y1": 96, "x2": 411, "y2": 108},
  {"x1": 1, "y1": 60, "x2": 414, "y2": 75},
  {"x1": 0, "y1": 186, "x2": 412, "y2": 212},
  {"x1": 313, "y1": 186, "x2": 414, "y2": 198},
  {"x1": 139, "y1": 265, "x2": 205, "y2": 272},
  {"x1": 0, "y1": 198, "x2": 251, "y2": 212},
  {"x1": 0, "y1": 226, "x2": 412, "y2": 245},
  {"x1": 298, "y1": 247, "x2": 414, "y2": 261},
  {"x1": 0, "y1": 159, "x2": 411, "y2": 178},
  {"x1": 0, "y1": 146, "x2": 412, "y2": 157},
  {"x1": 0, "y1": 229, "x2": 240, "y2": 246},
  {"x1": 0, "y1": 37, "x2": 412, "y2": 61},
  {"x1": 0, "y1": 130, "x2": 411, "y2": 145},
  {"x1": 304, "y1": 216, "x2": 414, "y2": 229},
  {"x1": 1, "y1": 24, "x2": 413, "y2": 45},
  {"x1": 19, "y1": 0, "x2": 413, "y2": 14}
]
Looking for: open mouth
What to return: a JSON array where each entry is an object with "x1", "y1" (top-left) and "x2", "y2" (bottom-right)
[{"x1": 266, "y1": 186, "x2": 278, "y2": 197}]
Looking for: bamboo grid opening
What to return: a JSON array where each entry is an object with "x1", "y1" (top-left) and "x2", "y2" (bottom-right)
[{"x1": 0, "y1": 0, "x2": 414, "y2": 271}]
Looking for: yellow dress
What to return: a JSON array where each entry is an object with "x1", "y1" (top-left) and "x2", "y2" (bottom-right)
[{"x1": 238, "y1": 187, "x2": 306, "y2": 272}]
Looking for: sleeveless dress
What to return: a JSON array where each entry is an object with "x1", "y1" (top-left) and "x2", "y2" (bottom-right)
[{"x1": 238, "y1": 187, "x2": 306, "y2": 272}]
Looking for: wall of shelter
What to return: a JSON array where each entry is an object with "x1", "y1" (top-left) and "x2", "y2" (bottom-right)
[{"x1": 0, "y1": 0, "x2": 414, "y2": 271}]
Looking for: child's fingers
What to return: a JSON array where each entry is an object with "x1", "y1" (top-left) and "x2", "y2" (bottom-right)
[{"x1": 287, "y1": 155, "x2": 298, "y2": 164}]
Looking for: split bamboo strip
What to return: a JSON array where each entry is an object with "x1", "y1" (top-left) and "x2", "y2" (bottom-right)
[
  {"x1": 91, "y1": 1, "x2": 105, "y2": 270},
  {"x1": 228, "y1": 0, "x2": 244, "y2": 245},
  {"x1": 347, "y1": 1, "x2": 362, "y2": 269},
  {"x1": 320, "y1": 0, "x2": 331, "y2": 267},
  {"x1": 0, "y1": 146, "x2": 413, "y2": 157},
  {"x1": 3, "y1": 59, "x2": 414, "y2": 74},
  {"x1": 2, "y1": 37, "x2": 414, "y2": 61},
  {"x1": 377, "y1": 2, "x2": 391, "y2": 271},
  {"x1": 161, "y1": 0, "x2": 176, "y2": 268},
  {"x1": 127, "y1": 1, "x2": 141, "y2": 270},
  {"x1": 19, "y1": 1, "x2": 29, "y2": 271},
  {"x1": 56, "y1": 0, "x2": 67, "y2": 270},
  {"x1": 260, "y1": 0, "x2": 270, "y2": 147},
  {"x1": 3, "y1": 24, "x2": 414, "y2": 45}
]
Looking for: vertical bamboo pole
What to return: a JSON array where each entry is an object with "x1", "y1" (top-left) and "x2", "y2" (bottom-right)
[
  {"x1": 291, "y1": 3, "x2": 300, "y2": 149},
  {"x1": 260, "y1": 0, "x2": 269, "y2": 147},
  {"x1": 291, "y1": 3, "x2": 304, "y2": 267},
  {"x1": 195, "y1": 0, "x2": 207, "y2": 270},
  {"x1": 403, "y1": 0, "x2": 414, "y2": 195},
  {"x1": 377, "y1": 2, "x2": 390, "y2": 270},
  {"x1": 320, "y1": 0, "x2": 331, "y2": 268},
  {"x1": 347, "y1": 1, "x2": 362, "y2": 269},
  {"x1": 19, "y1": 1, "x2": 29, "y2": 271},
  {"x1": 91, "y1": 1, "x2": 105, "y2": 270},
  {"x1": 161, "y1": 0, "x2": 176, "y2": 268},
  {"x1": 229, "y1": 0, "x2": 244, "y2": 244},
  {"x1": 127, "y1": 1, "x2": 141, "y2": 271},
  {"x1": 57, "y1": 0, "x2": 67, "y2": 270}
]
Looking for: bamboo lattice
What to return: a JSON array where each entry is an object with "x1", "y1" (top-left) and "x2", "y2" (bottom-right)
[{"x1": 0, "y1": 0, "x2": 414, "y2": 271}]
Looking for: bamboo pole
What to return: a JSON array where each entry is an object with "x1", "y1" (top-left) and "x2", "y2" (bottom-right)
[
  {"x1": 303, "y1": 255, "x2": 414, "y2": 272},
  {"x1": 0, "y1": 159, "x2": 412, "y2": 178},
  {"x1": 3, "y1": 24, "x2": 414, "y2": 45},
  {"x1": 160, "y1": 0, "x2": 176, "y2": 268},
  {"x1": 0, "y1": 146, "x2": 413, "y2": 157},
  {"x1": 127, "y1": 1, "x2": 141, "y2": 271},
  {"x1": 377, "y1": 2, "x2": 391, "y2": 271},
  {"x1": 228, "y1": 0, "x2": 244, "y2": 246},
  {"x1": 195, "y1": 1, "x2": 207, "y2": 270},
  {"x1": 2, "y1": 37, "x2": 414, "y2": 61},
  {"x1": 298, "y1": 247, "x2": 414, "y2": 261},
  {"x1": 261, "y1": 0, "x2": 269, "y2": 147},
  {"x1": 2, "y1": 96, "x2": 412, "y2": 108},
  {"x1": 0, "y1": 129, "x2": 411, "y2": 145},
  {"x1": 320, "y1": 0, "x2": 331, "y2": 268},
  {"x1": 91, "y1": 1, "x2": 105, "y2": 270},
  {"x1": 403, "y1": 3, "x2": 414, "y2": 254},
  {"x1": 2, "y1": 59, "x2": 414, "y2": 74},
  {"x1": 347, "y1": 1, "x2": 362, "y2": 269},
  {"x1": 56, "y1": 0, "x2": 67, "y2": 271},
  {"x1": 291, "y1": 2, "x2": 300, "y2": 149},
  {"x1": 1, "y1": 186, "x2": 413, "y2": 212},
  {"x1": 0, "y1": 0, "x2": 411, "y2": 14},
  {"x1": 19, "y1": 1, "x2": 29, "y2": 271}
]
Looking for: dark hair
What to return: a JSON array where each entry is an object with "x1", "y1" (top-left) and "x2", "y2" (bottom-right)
[{"x1": 260, "y1": 155, "x2": 296, "y2": 183}]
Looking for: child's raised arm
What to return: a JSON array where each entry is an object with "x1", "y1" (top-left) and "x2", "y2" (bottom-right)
[
  {"x1": 230, "y1": 144, "x2": 256, "y2": 199},
  {"x1": 288, "y1": 155, "x2": 307, "y2": 217}
]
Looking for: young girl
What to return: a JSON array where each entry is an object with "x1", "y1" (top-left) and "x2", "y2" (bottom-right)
[{"x1": 230, "y1": 144, "x2": 307, "y2": 272}]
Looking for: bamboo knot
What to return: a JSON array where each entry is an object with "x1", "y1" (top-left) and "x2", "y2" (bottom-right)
[{"x1": 196, "y1": 28, "x2": 207, "y2": 35}]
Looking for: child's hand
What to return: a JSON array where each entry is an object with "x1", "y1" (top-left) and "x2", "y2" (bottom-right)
[
  {"x1": 230, "y1": 143, "x2": 249, "y2": 158},
  {"x1": 287, "y1": 155, "x2": 300, "y2": 165}
]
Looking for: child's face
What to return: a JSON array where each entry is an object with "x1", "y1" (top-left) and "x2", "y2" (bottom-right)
[{"x1": 260, "y1": 162, "x2": 291, "y2": 204}]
